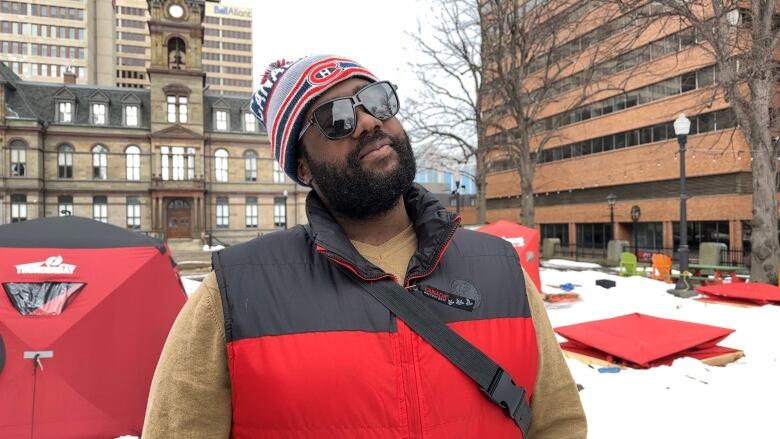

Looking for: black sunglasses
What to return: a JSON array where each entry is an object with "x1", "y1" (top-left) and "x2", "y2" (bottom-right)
[{"x1": 298, "y1": 81, "x2": 399, "y2": 140}]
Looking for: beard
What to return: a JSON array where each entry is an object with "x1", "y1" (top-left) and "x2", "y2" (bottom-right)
[{"x1": 304, "y1": 129, "x2": 417, "y2": 220}]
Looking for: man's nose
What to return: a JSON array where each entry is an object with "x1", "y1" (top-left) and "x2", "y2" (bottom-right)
[{"x1": 351, "y1": 105, "x2": 382, "y2": 139}]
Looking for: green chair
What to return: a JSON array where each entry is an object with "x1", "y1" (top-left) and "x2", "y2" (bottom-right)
[{"x1": 619, "y1": 252, "x2": 638, "y2": 277}]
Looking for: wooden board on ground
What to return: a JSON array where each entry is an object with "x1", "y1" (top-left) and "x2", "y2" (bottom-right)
[{"x1": 563, "y1": 349, "x2": 744, "y2": 369}]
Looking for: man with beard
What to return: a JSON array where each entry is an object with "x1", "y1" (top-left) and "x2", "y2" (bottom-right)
[{"x1": 143, "y1": 55, "x2": 586, "y2": 439}]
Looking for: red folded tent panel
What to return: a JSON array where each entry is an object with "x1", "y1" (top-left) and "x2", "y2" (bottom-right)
[
  {"x1": 696, "y1": 283, "x2": 780, "y2": 305},
  {"x1": 555, "y1": 313, "x2": 736, "y2": 368},
  {"x1": 0, "y1": 216, "x2": 186, "y2": 439},
  {"x1": 477, "y1": 220, "x2": 541, "y2": 291}
]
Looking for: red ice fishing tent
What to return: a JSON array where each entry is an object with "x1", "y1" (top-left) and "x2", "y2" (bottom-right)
[
  {"x1": 0, "y1": 216, "x2": 186, "y2": 439},
  {"x1": 477, "y1": 220, "x2": 541, "y2": 290},
  {"x1": 555, "y1": 313, "x2": 743, "y2": 368}
]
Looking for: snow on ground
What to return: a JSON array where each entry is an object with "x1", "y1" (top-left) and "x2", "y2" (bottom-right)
[
  {"x1": 180, "y1": 276, "x2": 203, "y2": 296},
  {"x1": 542, "y1": 268, "x2": 780, "y2": 439},
  {"x1": 164, "y1": 268, "x2": 780, "y2": 438},
  {"x1": 541, "y1": 258, "x2": 602, "y2": 270}
]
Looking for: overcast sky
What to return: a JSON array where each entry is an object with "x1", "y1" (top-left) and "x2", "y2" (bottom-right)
[{"x1": 232, "y1": 0, "x2": 423, "y2": 100}]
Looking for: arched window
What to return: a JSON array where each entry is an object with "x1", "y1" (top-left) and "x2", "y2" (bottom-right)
[
  {"x1": 168, "y1": 37, "x2": 186, "y2": 69},
  {"x1": 10, "y1": 139, "x2": 27, "y2": 177},
  {"x1": 125, "y1": 145, "x2": 141, "y2": 180},
  {"x1": 57, "y1": 144, "x2": 74, "y2": 179},
  {"x1": 244, "y1": 150, "x2": 257, "y2": 182},
  {"x1": 215, "y1": 149, "x2": 229, "y2": 182},
  {"x1": 91, "y1": 145, "x2": 108, "y2": 180}
]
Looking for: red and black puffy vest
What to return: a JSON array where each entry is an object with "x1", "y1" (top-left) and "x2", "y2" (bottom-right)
[{"x1": 212, "y1": 185, "x2": 539, "y2": 438}]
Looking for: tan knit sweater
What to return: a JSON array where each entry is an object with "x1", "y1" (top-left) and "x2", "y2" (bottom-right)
[{"x1": 143, "y1": 225, "x2": 586, "y2": 438}]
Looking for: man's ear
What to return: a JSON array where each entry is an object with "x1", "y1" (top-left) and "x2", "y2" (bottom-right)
[{"x1": 297, "y1": 156, "x2": 311, "y2": 186}]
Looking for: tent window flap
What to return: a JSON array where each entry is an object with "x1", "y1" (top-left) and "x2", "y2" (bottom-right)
[{"x1": 3, "y1": 282, "x2": 84, "y2": 316}]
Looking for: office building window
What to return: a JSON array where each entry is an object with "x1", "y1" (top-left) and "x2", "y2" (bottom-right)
[
  {"x1": 245, "y1": 197, "x2": 258, "y2": 228},
  {"x1": 126, "y1": 196, "x2": 141, "y2": 229},
  {"x1": 215, "y1": 149, "x2": 229, "y2": 182},
  {"x1": 216, "y1": 196, "x2": 229, "y2": 228},
  {"x1": 10, "y1": 194, "x2": 26, "y2": 222},
  {"x1": 540, "y1": 223, "x2": 569, "y2": 247},
  {"x1": 244, "y1": 150, "x2": 257, "y2": 181},
  {"x1": 93, "y1": 196, "x2": 108, "y2": 223},
  {"x1": 161, "y1": 146, "x2": 195, "y2": 181},
  {"x1": 10, "y1": 139, "x2": 26, "y2": 177},
  {"x1": 57, "y1": 144, "x2": 73, "y2": 178},
  {"x1": 576, "y1": 223, "x2": 613, "y2": 249},
  {"x1": 125, "y1": 145, "x2": 140, "y2": 180},
  {"x1": 274, "y1": 197, "x2": 287, "y2": 229}
]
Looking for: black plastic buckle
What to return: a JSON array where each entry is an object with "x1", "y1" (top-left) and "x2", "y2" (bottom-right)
[{"x1": 482, "y1": 368, "x2": 531, "y2": 437}]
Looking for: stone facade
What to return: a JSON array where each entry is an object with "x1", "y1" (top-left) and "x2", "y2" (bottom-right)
[{"x1": 0, "y1": 0, "x2": 303, "y2": 245}]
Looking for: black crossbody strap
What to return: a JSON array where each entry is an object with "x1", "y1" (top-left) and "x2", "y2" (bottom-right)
[{"x1": 346, "y1": 275, "x2": 532, "y2": 437}]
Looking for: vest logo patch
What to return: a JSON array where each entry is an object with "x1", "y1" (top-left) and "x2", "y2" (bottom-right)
[{"x1": 418, "y1": 280, "x2": 481, "y2": 312}]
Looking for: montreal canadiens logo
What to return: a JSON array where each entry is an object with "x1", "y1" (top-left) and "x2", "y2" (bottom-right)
[{"x1": 307, "y1": 60, "x2": 344, "y2": 85}]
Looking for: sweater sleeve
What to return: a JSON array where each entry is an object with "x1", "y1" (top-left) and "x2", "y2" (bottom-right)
[
  {"x1": 142, "y1": 272, "x2": 232, "y2": 439},
  {"x1": 525, "y1": 273, "x2": 587, "y2": 439}
]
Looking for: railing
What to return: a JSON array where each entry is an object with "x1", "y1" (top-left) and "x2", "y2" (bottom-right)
[
  {"x1": 623, "y1": 246, "x2": 748, "y2": 267},
  {"x1": 554, "y1": 245, "x2": 608, "y2": 261}
]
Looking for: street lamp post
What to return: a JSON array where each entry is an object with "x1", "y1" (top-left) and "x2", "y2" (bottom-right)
[
  {"x1": 452, "y1": 180, "x2": 465, "y2": 214},
  {"x1": 669, "y1": 113, "x2": 694, "y2": 297},
  {"x1": 606, "y1": 193, "x2": 617, "y2": 240}
]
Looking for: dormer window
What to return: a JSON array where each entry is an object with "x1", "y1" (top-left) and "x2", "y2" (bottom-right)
[
  {"x1": 243, "y1": 112, "x2": 257, "y2": 132},
  {"x1": 91, "y1": 103, "x2": 107, "y2": 125},
  {"x1": 215, "y1": 110, "x2": 229, "y2": 131},
  {"x1": 57, "y1": 101, "x2": 73, "y2": 123},
  {"x1": 124, "y1": 104, "x2": 139, "y2": 127}
]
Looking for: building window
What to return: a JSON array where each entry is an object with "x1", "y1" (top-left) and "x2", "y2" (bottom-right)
[
  {"x1": 273, "y1": 197, "x2": 286, "y2": 229},
  {"x1": 57, "y1": 101, "x2": 73, "y2": 123},
  {"x1": 634, "y1": 222, "x2": 663, "y2": 249},
  {"x1": 215, "y1": 149, "x2": 229, "y2": 182},
  {"x1": 93, "y1": 196, "x2": 108, "y2": 223},
  {"x1": 91, "y1": 145, "x2": 108, "y2": 180},
  {"x1": 540, "y1": 223, "x2": 569, "y2": 247},
  {"x1": 91, "y1": 103, "x2": 107, "y2": 125},
  {"x1": 216, "y1": 196, "x2": 229, "y2": 228},
  {"x1": 168, "y1": 37, "x2": 186, "y2": 69},
  {"x1": 243, "y1": 112, "x2": 256, "y2": 132},
  {"x1": 125, "y1": 145, "x2": 140, "y2": 180},
  {"x1": 57, "y1": 144, "x2": 73, "y2": 178},
  {"x1": 245, "y1": 197, "x2": 258, "y2": 228},
  {"x1": 215, "y1": 110, "x2": 229, "y2": 131},
  {"x1": 58, "y1": 195, "x2": 73, "y2": 216},
  {"x1": 10, "y1": 140, "x2": 26, "y2": 177},
  {"x1": 126, "y1": 196, "x2": 141, "y2": 229},
  {"x1": 166, "y1": 95, "x2": 188, "y2": 123},
  {"x1": 272, "y1": 159, "x2": 285, "y2": 183},
  {"x1": 575, "y1": 223, "x2": 613, "y2": 250},
  {"x1": 673, "y1": 221, "x2": 730, "y2": 251},
  {"x1": 11, "y1": 194, "x2": 27, "y2": 222},
  {"x1": 244, "y1": 150, "x2": 257, "y2": 181},
  {"x1": 124, "y1": 104, "x2": 139, "y2": 126},
  {"x1": 161, "y1": 146, "x2": 195, "y2": 180}
]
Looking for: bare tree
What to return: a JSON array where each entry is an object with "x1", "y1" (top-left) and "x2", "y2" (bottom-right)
[
  {"x1": 610, "y1": 0, "x2": 780, "y2": 283},
  {"x1": 404, "y1": 0, "x2": 490, "y2": 223}
]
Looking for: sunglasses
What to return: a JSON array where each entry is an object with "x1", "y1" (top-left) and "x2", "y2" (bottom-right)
[{"x1": 298, "y1": 81, "x2": 400, "y2": 140}]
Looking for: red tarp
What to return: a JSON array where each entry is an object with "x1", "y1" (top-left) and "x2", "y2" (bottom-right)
[
  {"x1": 0, "y1": 218, "x2": 186, "y2": 439},
  {"x1": 696, "y1": 283, "x2": 780, "y2": 305},
  {"x1": 555, "y1": 313, "x2": 736, "y2": 368},
  {"x1": 477, "y1": 220, "x2": 541, "y2": 291}
]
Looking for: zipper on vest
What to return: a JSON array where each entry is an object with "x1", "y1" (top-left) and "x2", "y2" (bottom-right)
[
  {"x1": 315, "y1": 245, "x2": 395, "y2": 282},
  {"x1": 404, "y1": 215, "x2": 460, "y2": 288},
  {"x1": 397, "y1": 319, "x2": 424, "y2": 437}
]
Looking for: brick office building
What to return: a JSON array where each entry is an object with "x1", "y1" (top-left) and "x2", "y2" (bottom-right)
[
  {"x1": 481, "y1": 3, "x2": 768, "y2": 261},
  {"x1": 0, "y1": 0, "x2": 304, "y2": 243}
]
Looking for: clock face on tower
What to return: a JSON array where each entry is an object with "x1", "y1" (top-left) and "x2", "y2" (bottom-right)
[{"x1": 168, "y1": 3, "x2": 184, "y2": 19}]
